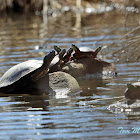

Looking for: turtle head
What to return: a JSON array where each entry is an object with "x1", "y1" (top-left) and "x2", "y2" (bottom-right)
[
  {"x1": 54, "y1": 45, "x2": 61, "y2": 54},
  {"x1": 95, "y1": 46, "x2": 102, "y2": 55},
  {"x1": 127, "y1": 83, "x2": 135, "y2": 89},
  {"x1": 59, "y1": 49, "x2": 66, "y2": 60},
  {"x1": 67, "y1": 48, "x2": 73, "y2": 56},
  {"x1": 43, "y1": 51, "x2": 56, "y2": 67},
  {"x1": 72, "y1": 44, "x2": 80, "y2": 52}
]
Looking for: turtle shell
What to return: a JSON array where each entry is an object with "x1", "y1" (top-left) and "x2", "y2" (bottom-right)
[
  {"x1": 79, "y1": 47, "x2": 95, "y2": 52},
  {"x1": 127, "y1": 82, "x2": 140, "y2": 89},
  {"x1": 131, "y1": 82, "x2": 140, "y2": 87},
  {"x1": 0, "y1": 51, "x2": 55, "y2": 91},
  {"x1": 72, "y1": 45, "x2": 102, "y2": 59},
  {"x1": 0, "y1": 60, "x2": 43, "y2": 88}
]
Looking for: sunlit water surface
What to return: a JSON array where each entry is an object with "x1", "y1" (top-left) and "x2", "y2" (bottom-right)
[{"x1": 0, "y1": 13, "x2": 140, "y2": 139}]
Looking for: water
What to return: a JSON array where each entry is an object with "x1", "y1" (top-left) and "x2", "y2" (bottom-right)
[{"x1": 0, "y1": 12, "x2": 140, "y2": 139}]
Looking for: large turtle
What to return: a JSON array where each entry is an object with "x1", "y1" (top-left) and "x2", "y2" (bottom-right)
[
  {"x1": 72, "y1": 44, "x2": 102, "y2": 60},
  {"x1": 0, "y1": 49, "x2": 66, "y2": 94}
]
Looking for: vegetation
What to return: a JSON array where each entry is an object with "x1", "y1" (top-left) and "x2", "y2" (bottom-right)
[{"x1": 0, "y1": 0, "x2": 140, "y2": 14}]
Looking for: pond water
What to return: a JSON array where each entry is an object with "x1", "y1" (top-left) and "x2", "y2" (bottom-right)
[{"x1": 0, "y1": 12, "x2": 140, "y2": 139}]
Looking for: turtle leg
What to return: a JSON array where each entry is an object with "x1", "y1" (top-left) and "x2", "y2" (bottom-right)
[{"x1": 31, "y1": 69, "x2": 49, "y2": 82}]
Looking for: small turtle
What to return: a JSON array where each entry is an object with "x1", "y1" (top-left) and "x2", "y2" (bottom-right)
[
  {"x1": 49, "y1": 47, "x2": 66, "y2": 73},
  {"x1": 72, "y1": 44, "x2": 102, "y2": 59},
  {"x1": 62, "y1": 47, "x2": 73, "y2": 63},
  {"x1": 125, "y1": 82, "x2": 140, "y2": 100},
  {"x1": 54, "y1": 45, "x2": 61, "y2": 54},
  {"x1": 0, "y1": 51, "x2": 56, "y2": 93},
  {"x1": 53, "y1": 46, "x2": 73, "y2": 63}
]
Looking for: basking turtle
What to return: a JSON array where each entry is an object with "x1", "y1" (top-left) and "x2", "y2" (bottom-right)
[
  {"x1": 62, "y1": 47, "x2": 73, "y2": 63},
  {"x1": 0, "y1": 51, "x2": 56, "y2": 93},
  {"x1": 54, "y1": 45, "x2": 61, "y2": 54},
  {"x1": 49, "y1": 46, "x2": 73, "y2": 73},
  {"x1": 125, "y1": 82, "x2": 140, "y2": 100},
  {"x1": 53, "y1": 46, "x2": 73, "y2": 63},
  {"x1": 49, "y1": 47, "x2": 66, "y2": 73},
  {"x1": 72, "y1": 44, "x2": 102, "y2": 59}
]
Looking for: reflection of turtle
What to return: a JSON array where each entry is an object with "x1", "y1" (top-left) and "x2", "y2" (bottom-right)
[
  {"x1": 0, "y1": 51, "x2": 56, "y2": 93},
  {"x1": 125, "y1": 82, "x2": 140, "y2": 100},
  {"x1": 72, "y1": 44, "x2": 102, "y2": 59}
]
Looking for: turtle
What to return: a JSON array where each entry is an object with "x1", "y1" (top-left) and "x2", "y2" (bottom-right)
[
  {"x1": 50, "y1": 46, "x2": 73, "y2": 70},
  {"x1": 53, "y1": 45, "x2": 73, "y2": 63},
  {"x1": 72, "y1": 44, "x2": 102, "y2": 60},
  {"x1": 54, "y1": 45, "x2": 61, "y2": 54},
  {"x1": 49, "y1": 47, "x2": 66, "y2": 73},
  {"x1": 0, "y1": 50, "x2": 57, "y2": 94},
  {"x1": 125, "y1": 82, "x2": 140, "y2": 100},
  {"x1": 62, "y1": 47, "x2": 73, "y2": 63}
]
